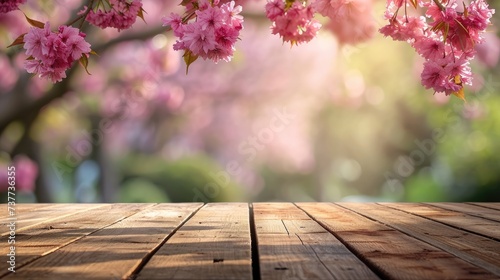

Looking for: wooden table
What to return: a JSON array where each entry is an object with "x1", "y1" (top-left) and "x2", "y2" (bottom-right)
[{"x1": 1, "y1": 203, "x2": 500, "y2": 279}]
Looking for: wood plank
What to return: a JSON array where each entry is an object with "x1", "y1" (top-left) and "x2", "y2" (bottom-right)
[
  {"x1": 3, "y1": 203, "x2": 202, "y2": 280},
  {"x1": 468, "y1": 203, "x2": 500, "y2": 211},
  {"x1": 0, "y1": 204, "x2": 105, "y2": 236},
  {"x1": 0, "y1": 203, "x2": 152, "y2": 278},
  {"x1": 393, "y1": 203, "x2": 500, "y2": 241},
  {"x1": 343, "y1": 203, "x2": 500, "y2": 276},
  {"x1": 297, "y1": 202, "x2": 497, "y2": 280},
  {"x1": 136, "y1": 203, "x2": 252, "y2": 280},
  {"x1": 254, "y1": 203, "x2": 379, "y2": 279},
  {"x1": 0, "y1": 204, "x2": 57, "y2": 219},
  {"x1": 428, "y1": 203, "x2": 500, "y2": 223}
]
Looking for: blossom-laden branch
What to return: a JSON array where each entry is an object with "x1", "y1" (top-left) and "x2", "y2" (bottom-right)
[
  {"x1": 1, "y1": 0, "x2": 497, "y2": 102},
  {"x1": 380, "y1": 0, "x2": 495, "y2": 100},
  {"x1": 4, "y1": 0, "x2": 146, "y2": 83}
]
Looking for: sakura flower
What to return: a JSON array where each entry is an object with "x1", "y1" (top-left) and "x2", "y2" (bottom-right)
[
  {"x1": 421, "y1": 60, "x2": 446, "y2": 93},
  {"x1": 270, "y1": 2, "x2": 321, "y2": 45},
  {"x1": 0, "y1": 0, "x2": 25, "y2": 13},
  {"x1": 81, "y1": 0, "x2": 142, "y2": 31},
  {"x1": 324, "y1": 0, "x2": 376, "y2": 45},
  {"x1": 22, "y1": 22, "x2": 91, "y2": 83},
  {"x1": 23, "y1": 23, "x2": 51, "y2": 59},
  {"x1": 381, "y1": 0, "x2": 495, "y2": 98},
  {"x1": 196, "y1": 5, "x2": 224, "y2": 31},
  {"x1": 265, "y1": 0, "x2": 285, "y2": 21},
  {"x1": 413, "y1": 37, "x2": 445, "y2": 61},
  {"x1": 165, "y1": 1, "x2": 244, "y2": 66},
  {"x1": 183, "y1": 23, "x2": 217, "y2": 54}
]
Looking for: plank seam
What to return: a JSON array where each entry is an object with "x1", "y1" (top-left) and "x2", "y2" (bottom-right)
[
  {"x1": 294, "y1": 203, "x2": 388, "y2": 280},
  {"x1": 389, "y1": 203, "x2": 500, "y2": 242},
  {"x1": 249, "y1": 203, "x2": 261, "y2": 280},
  {"x1": 123, "y1": 203, "x2": 206, "y2": 280},
  {"x1": 294, "y1": 232, "x2": 338, "y2": 279},
  {"x1": 0, "y1": 204, "x2": 108, "y2": 237},
  {"x1": 429, "y1": 203, "x2": 500, "y2": 222},
  {"x1": 364, "y1": 203, "x2": 500, "y2": 276},
  {"x1": 0, "y1": 203, "x2": 158, "y2": 279},
  {"x1": 465, "y1": 203, "x2": 500, "y2": 212}
]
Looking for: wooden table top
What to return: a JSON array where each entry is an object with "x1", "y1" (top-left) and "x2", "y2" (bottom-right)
[{"x1": 1, "y1": 203, "x2": 500, "y2": 279}]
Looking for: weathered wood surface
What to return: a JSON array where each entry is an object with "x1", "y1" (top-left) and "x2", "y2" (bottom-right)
[{"x1": 1, "y1": 202, "x2": 499, "y2": 280}]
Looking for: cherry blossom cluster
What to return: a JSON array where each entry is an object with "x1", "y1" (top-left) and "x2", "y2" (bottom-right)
[
  {"x1": 265, "y1": 0, "x2": 321, "y2": 45},
  {"x1": 0, "y1": 0, "x2": 25, "y2": 14},
  {"x1": 6, "y1": 0, "x2": 146, "y2": 83},
  {"x1": 22, "y1": 22, "x2": 91, "y2": 83},
  {"x1": 162, "y1": 0, "x2": 244, "y2": 70},
  {"x1": 265, "y1": 0, "x2": 375, "y2": 46},
  {"x1": 313, "y1": 0, "x2": 376, "y2": 45},
  {"x1": 380, "y1": 0, "x2": 495, "y2": 99},
  {"x1": 79, "y1": 0, "x2": 143, "y2": 31}
]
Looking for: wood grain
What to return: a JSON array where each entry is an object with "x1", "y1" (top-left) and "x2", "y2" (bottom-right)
[
  {"x1": 393, "y1": 203, "x2": 500, "y2": 240},
  {"x1": 428, "y1": 202, "x2": 500, "y2": 222},
  {"x1": 254, "y1": 203, "x2": 379, "y2": 280},
  {"x1": 2, "y1": 202, "x2": 499, "y2": 280},
  {"x1": 136, "y1": 203, "x2": 252, "y2": 280},
  {"x1": 346, "y1": 203, "x2": 500, "y2": 276},
  {"x1": 468, "y1": 203, "x2": 500, "y2": 211},
  {"x1": 0, "y1": 204, "x2": 151, "y2": 278},
  {"x1": 298, "y1": 202, "x2": 497, "y2": 280},
  {"x1": 4, "y1": 203, "x2": 202, "y2": 280},
  {"x1": 0, "y1": 204, "x2": 106, "y2": 236}
]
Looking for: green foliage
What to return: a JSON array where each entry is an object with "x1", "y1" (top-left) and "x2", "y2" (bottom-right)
[
  {"x1": 120, "y1": 154, "x2": 245, "y2": 202},
  {"x1": 120, "y1": 178, "x2": 170, "y2": 203}
]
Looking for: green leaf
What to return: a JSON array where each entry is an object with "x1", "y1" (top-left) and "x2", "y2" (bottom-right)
[
  {"x1": 180, "y1": 0, "x2": 192, "y2": 6},
  {"x1": 79, "y1": 54, "x2": 91, "y2": 75},
  {"x1": 23, "y1": 13, "x2": 44, "y2": 28},
  {"x1": 7, "y1": 33, "x2": 26, "y2": 48},
  {"x1": 183, "y1": 50, "x2": 198, "y2": 75},
  {"x1": 89, "y1": 50, "x2": 98, "y2": 56}
]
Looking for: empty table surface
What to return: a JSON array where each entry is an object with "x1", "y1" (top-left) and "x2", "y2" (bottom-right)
[{"x1": 1, "y1": 202, "x2": 500, "y2": 279}]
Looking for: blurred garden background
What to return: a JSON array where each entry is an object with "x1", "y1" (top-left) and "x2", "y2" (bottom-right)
[{"x1": 1, "y1": 0, "x2": 499, "y2": 203}]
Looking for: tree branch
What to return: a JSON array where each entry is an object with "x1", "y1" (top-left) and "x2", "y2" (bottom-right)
[{"x1": 0, "y1": 26, "x2": 167, "y2": 136}]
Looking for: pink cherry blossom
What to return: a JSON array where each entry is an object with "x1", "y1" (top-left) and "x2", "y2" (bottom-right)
[
  {"x1": 381, "y1": 0, "x2": 495, "y2": 97},
  {"x1": 0, "y1": 0, "x2": 25, "y2": 13},
  {"x1": 323, "y1": 0, "x2": 376, "y2": 45},
  {"x1": 81, "y1": 0, "x2": 142, "y2": 31},
  {"x1": 413, "y1": 37, "x2": 445, "y2": 61},
  {"x1": 265, "y1": 0, "x2": 285, "y2": 21},
  {"x1": 269, "y1": 2, "x2": 321, "y2": 45},
  {"x1": 163, "y1": 1, "x2": 244, "y2": 64},
  {"x1": 22, "y1": 22, "x2": 91, "y2": 83}
]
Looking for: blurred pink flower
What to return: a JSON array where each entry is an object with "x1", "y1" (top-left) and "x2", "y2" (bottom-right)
[
  {"x1": 323, "y1": 0, "x2": 376, "y2": 45},
  {"x1": 0, "y1": 155, "x2": 38, "y2": 193},
  {"x1": 476, "y1": 32, "x2": 500, "y2": 68},
  {"x1": 0, "y1": 0, "x2": 25, "y2": 13}
]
